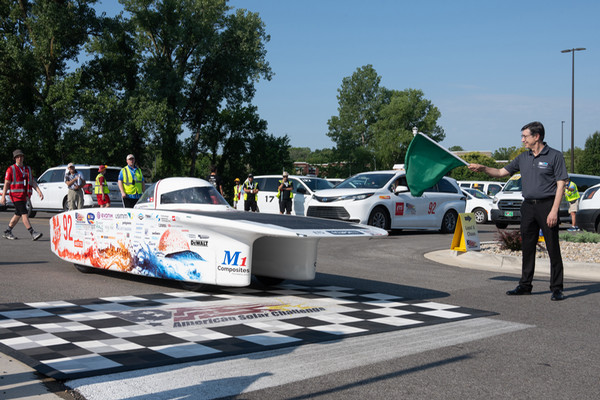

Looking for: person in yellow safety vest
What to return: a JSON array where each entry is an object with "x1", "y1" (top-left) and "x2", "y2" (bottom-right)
[
  {"x1": 233, "y1": 178, "x2": 242, "y2": 209},
  {"x1": 95, "y1": 165, "x2": 111, "y2": 208},
  {"x1": 243, "y1": 174, "x2": 259, "y2": 212},
  {"x1": 277, "y1": 172, "x2": 294, "y2": 214},
  {"x1": 118, "y1": 154, "x2": 144, "y2": 208},
  {"x1": 564, "y1": 178, "x2": 580, "y2": 231}
]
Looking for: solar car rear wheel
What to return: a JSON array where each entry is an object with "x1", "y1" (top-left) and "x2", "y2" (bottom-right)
[
  {"x1": 368, "y1": 206, "x2": 390, "y2": 230},
  {"x1": 254, "y1": 275, "x2": 285, "y2": 286}
]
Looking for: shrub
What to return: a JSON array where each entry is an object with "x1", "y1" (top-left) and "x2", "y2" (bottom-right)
[
  {"x1": 497, "y1": 230, "x2": 522, "y2": 251},
  {"x1": 559, "y1": 231, "x2": 600, "y2": 243}
]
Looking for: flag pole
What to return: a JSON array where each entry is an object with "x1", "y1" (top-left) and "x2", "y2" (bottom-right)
[{"x1": 413, "y1": 131, "x2": 468, "y2": 166}]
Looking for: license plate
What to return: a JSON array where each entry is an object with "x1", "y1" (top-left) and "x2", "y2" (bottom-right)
[{"x1": 504, "y1": 211, "x2": 514, "y2": 217}]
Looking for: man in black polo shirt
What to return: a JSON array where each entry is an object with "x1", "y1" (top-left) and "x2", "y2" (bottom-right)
[{"x1": 468, "y1": 121, "x2": 568, "y2": 301}]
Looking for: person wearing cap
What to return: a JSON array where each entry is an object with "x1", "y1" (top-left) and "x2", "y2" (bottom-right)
[
  {"x1": 64, "y1": 163, "x2": 86, "y2": 210},
  {"x1": 277, "y1": 171, "x2": 294, "y2": 214},
  {"x1": 118, "y1": 154, "x2": 144, "y2": 208},
  {"x1": 243, "y1": 173, "x2": 259, "y2": 212},
  {"x1": 95, "y1": 165, "x2": 111, "y2": 208},
  {"x1": 233, "y1": 178, "x2": 242, "y2": 209},
  {"x1": 1, "y1": 149, "x2": 44, "y2": 240}
]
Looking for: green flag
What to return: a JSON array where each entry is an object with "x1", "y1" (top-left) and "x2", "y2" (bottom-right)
[{"x1": 404, "y1": 133, "x2": 467, "y2": 197}]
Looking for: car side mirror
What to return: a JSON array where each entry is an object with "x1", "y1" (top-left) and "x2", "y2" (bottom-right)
[
  {"x1": 395, "y1": 185, "x2": 409, "y2": 194},
  {"x1": 296, "y1": 187, "x2": 307, "y2": 194}
]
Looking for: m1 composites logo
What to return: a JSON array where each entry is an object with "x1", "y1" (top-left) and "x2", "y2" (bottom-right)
[{"x1": 219, "y1": 250, "x2": 249, "y2": 274}]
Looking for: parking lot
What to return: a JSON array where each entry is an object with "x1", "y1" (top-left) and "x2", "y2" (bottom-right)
[{"x1": 1, "y1": 211, "x2": 599, "y2": 399}]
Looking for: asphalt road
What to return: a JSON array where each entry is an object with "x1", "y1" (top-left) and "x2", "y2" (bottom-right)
[{"x1": 1, "y1": 212, "x2": 599, "y2": 399}]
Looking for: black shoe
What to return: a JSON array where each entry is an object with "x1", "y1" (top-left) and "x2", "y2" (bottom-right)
[
  {"x1": 551, "y1": 290, "x2": 564, "y2": 301},
  {"x1": 506, "y1": 285, "x2": 532, "y2": 296}
]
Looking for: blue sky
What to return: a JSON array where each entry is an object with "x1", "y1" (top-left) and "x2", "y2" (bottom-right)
[{"x1": 100, "y1": 0, "x2": 599, "y2": 153}]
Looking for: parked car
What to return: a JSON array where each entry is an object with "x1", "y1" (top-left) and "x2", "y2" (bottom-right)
[
  {"x1": 462, "y1": 188, "x2": 493, "y2": 224},
  {"x1": 458, "y1": 180, "x2": 505, "y2": 197},
  {"x1": 29, "y1": 165, "x2": 122, "y2": 217},
  {"x1": 306, "y1": 170, "x2": 466, "y2": 233},
  {"x1": 576, "y1": 183, "x2": 600, "y2": 233},
  {"x1": 236, "y1": 175, "x2": 333, "y2": 215},
  {"x1": 491, "y1": 173, "x2": 600, "y2": 229}
]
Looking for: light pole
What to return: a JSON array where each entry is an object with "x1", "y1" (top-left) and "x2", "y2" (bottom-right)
[
  {"x1": 561, "y1": 120, "x2": 565, "y2": 153},
  {"x1": 561, "y1": 47, "x2": 586, "y2": 173}
]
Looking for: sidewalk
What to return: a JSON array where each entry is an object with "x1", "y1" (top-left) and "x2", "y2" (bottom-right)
[
  {"x1": 425, "y1": 249, "x2": 600, "y2": 281},
  {"x1": 0, "y1": 352, "x2": 67, "y2": 399}
]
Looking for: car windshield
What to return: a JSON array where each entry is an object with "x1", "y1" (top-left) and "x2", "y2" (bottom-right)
[
  {"x1": 336, "y1": 173, "x2": 395, "y2": 189},
  {"x1": 300, "y1": 177, "x2": 334, "y2": 191},
  {"x1": 503, "y1": 176, "x2": 522, "y2": 192},
  {"x1": 161, "y1": 186, "x2": 229, "y2": 205},
  {"x1": 465, "y1": 188, "x2": 490, "y2": 199}
]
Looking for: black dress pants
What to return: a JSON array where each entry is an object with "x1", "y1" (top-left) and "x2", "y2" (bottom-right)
[{"x1": 520, "y1": 199, "x2": 564, "y2": 291}]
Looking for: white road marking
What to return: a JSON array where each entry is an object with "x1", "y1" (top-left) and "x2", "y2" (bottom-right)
[{"x1": 68, "y1": 318, "x2": 531, "y2": 400}]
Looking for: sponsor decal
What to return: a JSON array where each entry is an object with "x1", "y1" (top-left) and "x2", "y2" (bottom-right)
[
  {"x1": 74, "y1": 239, "x2": 83, "y2": 248},
  {"x1": 325, "y1": 230, "x2": 364, "y2": 235},
  {"x1": 405, "y1": 203, "x2": 416, "y2": 215},
  {"x1": 190, "y1": 240, "x2": 208, "y2": 247},
  {"x1": 379, "y1": 195, "x2": 390, "y2": 199},
  {"x1": 137, "y1": 213, "x2": 144, "y2": 220},
  {"x1": 110, "y1": 301, "x2": 327, "y2": 329},
  {"x1": 395, "y1": 202, "x2": 404, "y2": 216},
  {"x1": 172, "y1": 216, "x2": 177, "y2": 222},
  {"x1": 75, "y1": 212, "x2": 85, "y2": 223},
  {"x1": 86, "y1": 213, "x2": 95, "y2": 224},
  {"x1": 219, "y1": 250, "x2": 249, "y2": 274},
  {"x1": 96, "y1": 212, "x2": 114, "y2": 220}
]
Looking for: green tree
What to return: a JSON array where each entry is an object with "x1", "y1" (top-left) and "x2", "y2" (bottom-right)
[
  {"x1": 449, "y1": 145, "x2": 464, "y2": 151},
  {"x1": 449, "y1": 152, "x2": 501, "y2": 181},
  {"x1": 327, "y1": 65, "x2": 386, "y2": 172},
  {"x1": 577, "y1": 132, "x2": 600, "y2": 175},
  {"x1": 289, "y1": 147, "x2": 312, "y2": 162},
  {"x1": 112, "y1": 0, "x2": 272, "y2": 177},
  {"x1": 0, "y1": 0, "x2": 99, "y2": 173},
  {"x1": 371, "y1": 88, "x2": 444, "y2": 170},
  {"x1": 247, "y1": 132, "x2": 292, "y2": 175},
  {"x1": 492, "y1": 146, "x2": 519, "y2": 161}
]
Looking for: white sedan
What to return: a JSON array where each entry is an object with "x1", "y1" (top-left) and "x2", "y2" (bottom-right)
[
  {"x1": 307, "y1": 170, "x2": 466, "y2": 233},
  {"x1": 50, "y1": 177, "x2": 386, "y2": 288},
  {"x1": 462, "y1": 188, "x2": 493, "y2": 224}
]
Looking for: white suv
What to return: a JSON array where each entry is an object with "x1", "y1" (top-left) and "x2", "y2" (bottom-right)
[
  {"x1": 30, "y1": 165, "x2": 122, "y2": 217},
  {"x1": 576, "y1": 183, "x2": 600, "y2": 233},
  {"x1": 307, "y1": 171, "x2": 466, "y2": 232}
]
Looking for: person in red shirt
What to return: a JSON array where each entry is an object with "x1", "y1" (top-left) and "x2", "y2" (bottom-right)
[
  {"x1": 95, "y1": 165, "x2": 111, "y2": 208},
  {"x1": 0, "y1": 149, "x2": 44, "y2": 240}
]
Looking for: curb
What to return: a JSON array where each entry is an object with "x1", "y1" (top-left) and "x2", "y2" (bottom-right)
[{"x1": 425, "y1": 249, "x2": 600, "y2": 281}]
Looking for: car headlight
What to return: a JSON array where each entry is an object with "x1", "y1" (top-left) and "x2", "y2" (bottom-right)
[{"x1": 339, "y1": 193, "x2": 374, "y2": 201}]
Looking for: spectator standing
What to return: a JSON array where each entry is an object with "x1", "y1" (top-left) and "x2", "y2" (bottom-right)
[
  {"x1": 564, "y1": 178, "x2": 580, "y2": 231},
  {"x1": 95, "y1": 165, "x2": 111, "y2": 208},
  {"x1": 65, "y1": 163, "x2": 86, "y2": 210},
  {"x1": 277, "y1": 171, "x2": 294, "y2": 214},
  {"x1": 1, "y1": 149, "x2": 44, "y2": 240},
  {"x1": 233, "y1": 178, "x2": 242, "y2": 209},
  {"x1": 468, "y1": 121, "x2": 568, "y2": 301},
  {"x1": 243, "y1": 174, "x2": 259, "y2": 212},
  {"x1": 207, "y1": 166, "x2": 224, "y2": 196},
  {"x1": 118, "y1": 154, "x2": 144, "y2": 208}
]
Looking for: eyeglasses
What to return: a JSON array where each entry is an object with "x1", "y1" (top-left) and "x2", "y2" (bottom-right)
[{"x1": 521, "y1": 134, "x2": 532, "y2": 139}]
